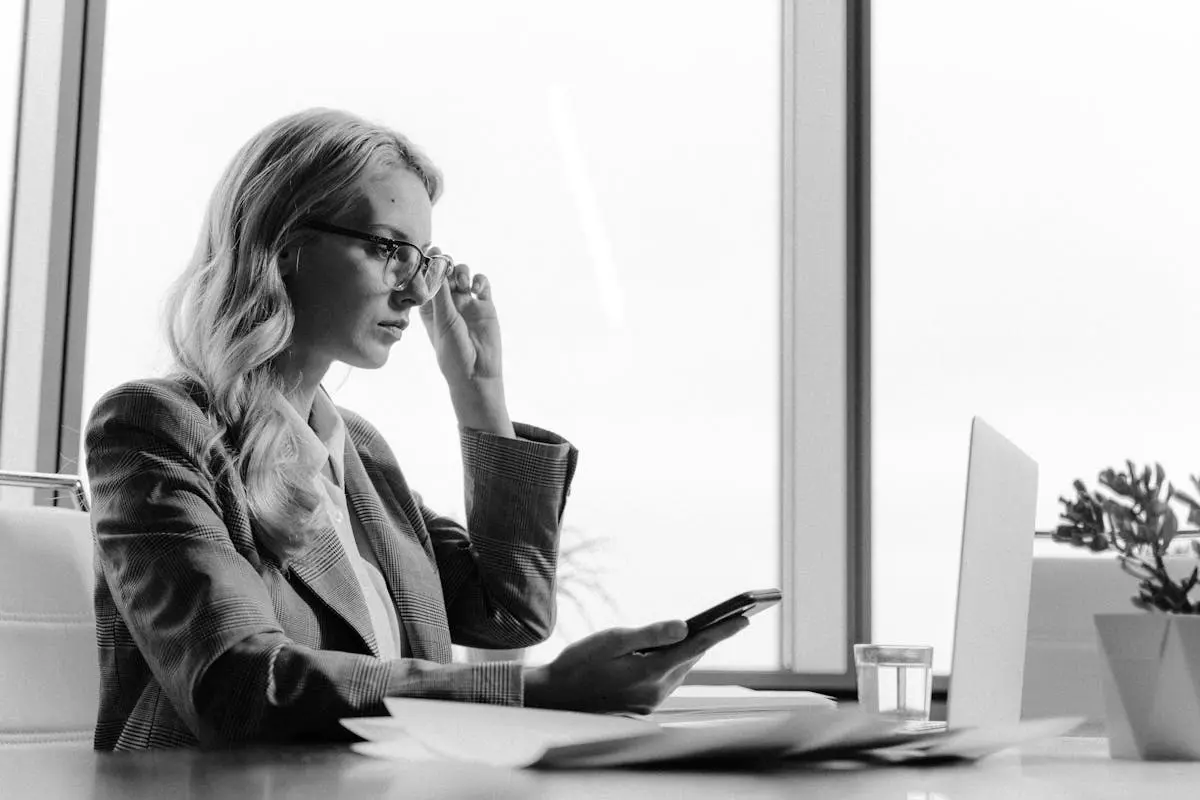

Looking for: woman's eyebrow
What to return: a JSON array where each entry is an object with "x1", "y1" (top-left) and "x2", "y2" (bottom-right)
[{"x1": 366, "y1": 222, "x2": 431, "y2": 248}]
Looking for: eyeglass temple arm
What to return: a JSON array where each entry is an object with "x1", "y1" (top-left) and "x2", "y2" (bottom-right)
[{"x1": 0, "y1": 470, "x2": 90, "y2": 512}]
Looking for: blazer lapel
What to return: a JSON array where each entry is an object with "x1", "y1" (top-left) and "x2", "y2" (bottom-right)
[
  {"x1": 342, "y1": 438, "x2": 451, "y2": 662},
  {"x1": 287, "y1": 522, "x2": 381, "y2": 658}
]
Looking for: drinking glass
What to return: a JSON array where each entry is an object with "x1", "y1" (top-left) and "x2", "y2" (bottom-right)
[{"x1": 853, "y1": 644, "x2": 934, "y2": 722}]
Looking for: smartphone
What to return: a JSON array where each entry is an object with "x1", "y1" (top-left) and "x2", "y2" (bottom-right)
[
  {"x1": 635, "y1": 589, "x2": 783, "y2": 654},
  {"x1": 685, "y1": 588, "x2": 782, "y2": 636}
]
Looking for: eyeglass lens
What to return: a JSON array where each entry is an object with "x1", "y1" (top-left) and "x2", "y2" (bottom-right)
[{"x1": 386, "y1": 244, "x2": 453, "y2": 294}]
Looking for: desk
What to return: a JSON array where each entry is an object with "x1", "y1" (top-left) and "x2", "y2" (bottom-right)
[{"x1": 2, "y1": 738, "x2": 1198, "y2": 799}]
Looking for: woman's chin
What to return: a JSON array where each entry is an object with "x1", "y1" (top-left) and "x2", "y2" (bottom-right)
[
  {"x1": 367, "y1": 348, "x2": 392, "y2": 369},
  {"x1": 344, "y1": 344, "x2": 393, "y2": 370}
]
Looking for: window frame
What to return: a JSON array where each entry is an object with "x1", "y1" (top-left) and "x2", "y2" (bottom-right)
[
  {"x1": 4, "y1": 0, "x2": 871, "y2": 692},
  {"x1": 0, "y1": 0, "x2": 103, "y2": 506},
  {"x1": 690, "y1": 0, "x2": 869, "y2": 691}
]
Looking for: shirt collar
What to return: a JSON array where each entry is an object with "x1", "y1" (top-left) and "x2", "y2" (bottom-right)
[{"x1": 281, "y1": 386, "x2": 347, "y2": 488}]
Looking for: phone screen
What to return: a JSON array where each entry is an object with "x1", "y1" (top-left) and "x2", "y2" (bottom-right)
[
  {"x1": 634, "y1": 589, "x2": 782, "y2": 654},
  {"x1": 686, "y1": 589, "x2": 782, "y2": 635}
]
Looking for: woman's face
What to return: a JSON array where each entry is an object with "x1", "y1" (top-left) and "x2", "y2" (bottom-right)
[{"x1": 284, "y1": 166, "x2": 433, "y2": 372}]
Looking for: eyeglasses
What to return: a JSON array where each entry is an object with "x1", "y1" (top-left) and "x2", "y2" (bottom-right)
[{"x1": 302, "y1": 220, "x2": 454, "y2": 296}]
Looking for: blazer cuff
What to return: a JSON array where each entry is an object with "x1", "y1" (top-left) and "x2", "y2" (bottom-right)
[
  {"x1": 459, "y1": 422, "x2": 579, "y2": 493},
  {"x1": 386, "y1": 659, "x2": 525, "y2": 706}
]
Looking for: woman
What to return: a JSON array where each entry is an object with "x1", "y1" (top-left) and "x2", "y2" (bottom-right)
[{"x1": 85, "y1": 108, "x2": 746, "y2": 751}]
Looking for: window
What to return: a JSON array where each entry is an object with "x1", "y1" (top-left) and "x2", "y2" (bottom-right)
[
  {"x1": 82, "y1": 0, "x2": 782, "y2": 668},
  {"x1": 0, "y1": 1, "x2": 24, "y2": 361},
  {"x1": 872, "y1": 0, "x2": 1200, "y2": 672}
]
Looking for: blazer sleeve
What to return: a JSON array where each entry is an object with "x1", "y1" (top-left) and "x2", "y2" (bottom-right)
[
  {"x1": 425, "y1": 423, "x2": 579, "y2": 648},
  {"x1": 87, "y1": 382, "x2": 523, "y2": 747}
]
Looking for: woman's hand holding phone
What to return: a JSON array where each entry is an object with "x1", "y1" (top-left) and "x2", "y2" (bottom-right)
[{"x1": 523, "y1": 616, "x2": 750, "y2": 715}]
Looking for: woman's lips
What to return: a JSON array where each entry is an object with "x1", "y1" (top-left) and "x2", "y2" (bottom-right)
[{"x1": 378, "y1": 320, "x2": 407, "y2": 338}]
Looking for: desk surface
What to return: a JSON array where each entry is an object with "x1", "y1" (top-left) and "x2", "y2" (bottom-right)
[{"x1": 3, "y1": 738, "x2": 1198, "y2": 799}]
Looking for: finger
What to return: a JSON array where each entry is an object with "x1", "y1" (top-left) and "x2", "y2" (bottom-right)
[
  {"x1": 453, "y1": 263, "x2": 471, "y2": 293},
  {"x1": 472, "y1": 273, "x2": 491, "y2": 301},
  {"x1": 670, "y1": 616, "x2": 750, "y2": 661},
  {"x1": 613, "y1": 620, "x2": 688, "y2": 654},
  {"x1": 419, "y1": 291, "x2": 435, "y2": 325},
  {"x1": 658, "y1": 672, "x2": 695, "y2": 704},
  {"x1": 421, "y1": 279, "x2": 456, "y2": 329},
  {"x1": 425, "y1": 246, "x2": 456, "y2": 291},
  {"x1": 664, "y1": 654, "x2": 703, "y2": 684}
]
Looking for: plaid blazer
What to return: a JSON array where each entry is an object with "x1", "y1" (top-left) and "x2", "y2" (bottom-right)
[{"x1": 85, "y1": 378, "x2": 577, "y2": 751}]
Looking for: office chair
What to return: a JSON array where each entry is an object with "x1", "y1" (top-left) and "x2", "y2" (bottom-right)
[
  {"x1": 1021, "y1": 533, "x2": 1200, "y2": 731},
  {"x1": 0, "y1": 472, "x2": 96, "y2": 747}
]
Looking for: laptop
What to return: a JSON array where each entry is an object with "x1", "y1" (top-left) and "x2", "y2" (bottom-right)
[{"x1": 907, "y1": 417, "x2": 1040, "y2": 732}]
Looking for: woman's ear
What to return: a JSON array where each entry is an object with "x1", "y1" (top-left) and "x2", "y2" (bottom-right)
[{"x1": 277, "y1": 240, "x2": 303, "y2": 278}]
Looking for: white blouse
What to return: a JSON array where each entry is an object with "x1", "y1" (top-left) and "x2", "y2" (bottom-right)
[{"x1": 282, "y1": 388, "x2": 404, "y2": 660}]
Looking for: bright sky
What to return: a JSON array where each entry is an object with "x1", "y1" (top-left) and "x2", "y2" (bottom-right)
[{"x1": 873, "y1": 0, "x2": 1200, "y2": 669}]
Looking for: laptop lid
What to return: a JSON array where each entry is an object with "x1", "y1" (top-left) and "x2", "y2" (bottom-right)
[{"x1": 946, "y1": 417, "x2": 1039, "y2": 730}]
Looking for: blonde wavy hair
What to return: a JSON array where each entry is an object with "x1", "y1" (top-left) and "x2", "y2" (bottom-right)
[{"x1": 163, "y1": 107, "x2": 443, "y2": 559}]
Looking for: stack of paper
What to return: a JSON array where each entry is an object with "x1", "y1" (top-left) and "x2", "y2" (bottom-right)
[
  {"x1": 342, "y1": 698, "x2": 1083, "y2": 769},
  {"x1": 648, "y1": 685, "x2": 836, "y2": 725},
  {"x1": 342, "y1": 700, "x2": 656, "y2": 768}
]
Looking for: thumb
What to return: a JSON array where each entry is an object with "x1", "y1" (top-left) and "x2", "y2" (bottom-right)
[
  {"x1": 420, "y1": 282, "x2": 455, "y2": 333},
  {"x1": 673, "y1": 615, "x2": 750, "y2": 659},
  {"x1": 615, "y1": 620, "x2": 688, "y2": 654}
]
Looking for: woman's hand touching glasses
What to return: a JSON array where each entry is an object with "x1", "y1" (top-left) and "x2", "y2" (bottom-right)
[{"x1": 419, "y1": 252, "x2": 513, "y2": 436}]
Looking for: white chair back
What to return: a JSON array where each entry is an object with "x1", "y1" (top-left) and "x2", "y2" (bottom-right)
[
  {"x1": 0, "y1": 473, "x2": 96, "y2": 748},
  {"x1": 1021, "y1": 538, "x2": 1200, "y2": 731}
]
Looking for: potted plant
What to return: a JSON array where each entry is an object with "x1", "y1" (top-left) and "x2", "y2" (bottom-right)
[{"x1": 1054, "y1": 461, "x2": 1200, "y2": 760}]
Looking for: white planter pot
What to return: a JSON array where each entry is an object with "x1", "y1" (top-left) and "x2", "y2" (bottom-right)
[{"x1": 1094, "y1": 613, "x2": 1200, "y2": 760}]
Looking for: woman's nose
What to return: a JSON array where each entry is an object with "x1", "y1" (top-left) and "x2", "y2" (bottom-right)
[{"x1": 390, "y1": 280, "x2": 434, "y2": 307}]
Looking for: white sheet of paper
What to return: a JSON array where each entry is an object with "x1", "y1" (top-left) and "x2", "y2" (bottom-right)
[
  {"x1": 534, "y1": 708, "x2": 904, "y2": 768},
  {"x1": 656, "y1": 685, "x2": 836, "y2": 714},
  {"x1": 343, "y1": 724, "x2": 444, "y2": 761},
  {"x1": 351, "y1": 739, "x2": 465, "y2": 762},
  {"x1": 344, "y1": 699, "x2": 1084, "y2": 770},
  {"x1": 534, "y1": 712, "x2": 803, "y2": 768},
  {"x1": 344, "y1": 698, "x2": 657, "y2": 767},
  {"x1": 889, "y1": 716, "x2": 1087, "y2": 761},
  {"x1": 532, "y1": 712, "x2": 1086, "y2": 768}
]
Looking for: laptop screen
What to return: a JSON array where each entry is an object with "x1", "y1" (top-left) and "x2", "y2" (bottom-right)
[{"x1": 946, "y1": 417, "x2": 1039, "y2": 730}]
